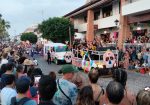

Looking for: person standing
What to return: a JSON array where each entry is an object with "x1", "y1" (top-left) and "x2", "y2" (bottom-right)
[
  {"x1": 124, "y1": 51, "x2": 130, "y2": 70},
  {"x1": 53, "y1": 64, "x2": 78, "y2": 105},
  {"x1": 76, "y1": 86, "x2": 95, "y2": 105},
  {"x1": 47, "y1": 51, "x2": 51, "y2": 64},
  {"x1": 0, "y1": 53, "x2": 8, "y2": 68},
  {"x1": 1, "y1": 74, "x2": 17, "y2": 105},
  {"x1": 31, "y1": 49, "x2": 34, "y2": 58},
  {"x1": 88, "y1": 69, "x2": 104, "y2": 105},
  {"x1": 10, "y1": 77, "x2": 37, "y2": 105},
  {"x1": 38, "y1": 75, "x2": 57, "y2": 105}
]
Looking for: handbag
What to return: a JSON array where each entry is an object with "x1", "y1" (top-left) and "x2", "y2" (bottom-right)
[{"x1": 57, "y1": 79, "x2": 72, "y2": 105}]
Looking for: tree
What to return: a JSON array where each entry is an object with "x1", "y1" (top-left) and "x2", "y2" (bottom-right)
[
  {"x1": 21, "y1": 32, "x2": 38, "y2": 44},
  {"x1": 0, "y1": 14, "x2": 10, "y2": 40},
  {"x1": 38, "y1": 17, "x2": 74, "y2": 43}
]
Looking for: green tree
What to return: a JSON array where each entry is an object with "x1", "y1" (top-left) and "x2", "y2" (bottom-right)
[
  {"x1": 0, "y1": 14, "x2": 10, "y2": 40},
  {"x1": 21, "y1": 32, "x2": 38, "y2": 44},
  {"x1": 38, "y1": 17, "x2": 74, "y2": 43}
]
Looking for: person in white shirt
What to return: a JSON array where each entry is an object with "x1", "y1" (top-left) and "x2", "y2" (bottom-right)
[
  {"x1": 0, "y1": 53, "x2": 8, "y2": 68},
  {"x1": 1, "y1": 74, "x2": 17, "y2": 105},
  {"x1": 33, "y1": 58, "x2": 38, "y2": 66}
]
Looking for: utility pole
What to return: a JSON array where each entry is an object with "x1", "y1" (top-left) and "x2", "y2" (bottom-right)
[
  {"x1": 69, "y1": 26, "x2": 72, "y2": 47},
  {"x1": 41, "y1": 10, "x2": 44, "y2": 21}
]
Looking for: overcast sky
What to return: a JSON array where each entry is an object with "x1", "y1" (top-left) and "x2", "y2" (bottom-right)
[{"x1": 0, "y1": 0, "x2": 85, "y2": 36}]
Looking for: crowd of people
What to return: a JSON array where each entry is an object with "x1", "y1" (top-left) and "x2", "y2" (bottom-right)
[
  {"x1": 118, "y1": 45, "x2": 150, "y2": 73},
  {"x1": 0, "y1": 42, "x2": 149, "y2": 105},
  {"x1": 125, "y1": 35, "x2": 150, "y2": 43},
  {"x1": 72, "y1": 37, "x2": 150, "y2": 74}
]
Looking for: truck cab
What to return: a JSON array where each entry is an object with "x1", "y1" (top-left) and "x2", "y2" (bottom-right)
[{"x1": 44, "y1": 43, "x2": 70, "y2": 64}]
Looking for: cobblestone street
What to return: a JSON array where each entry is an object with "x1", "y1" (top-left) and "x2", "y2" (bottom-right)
[{"x1": 36, "y1": 55, "x2": 150, "y2": 95}]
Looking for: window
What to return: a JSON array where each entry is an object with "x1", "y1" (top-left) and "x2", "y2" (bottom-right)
[
  {"x1": 102, "y1": 5, "x2": 113, "y2": 18},
  {"x1": 55, "y1": 46, "x2": 67, "y2": 52},
  {"x1": 94, "y1": 11, "x2": 100, "y2": 20},
  {"x1": 84, "y1": 16, "x2": 87, "y2": 22}
]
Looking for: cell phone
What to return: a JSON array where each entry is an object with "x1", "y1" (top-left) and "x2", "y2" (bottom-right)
[{"x1": 34, "y1": 75, "x2": 41, "y2": 84}]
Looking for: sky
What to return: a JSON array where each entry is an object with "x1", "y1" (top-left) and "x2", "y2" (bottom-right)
[{"x1": 0, "y1": 0, "x2": 85, "y2": 36}]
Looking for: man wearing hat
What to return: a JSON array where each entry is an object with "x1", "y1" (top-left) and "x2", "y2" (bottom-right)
[{"x1": 53, "y1": 64, "x2": 78, "y2": 105}]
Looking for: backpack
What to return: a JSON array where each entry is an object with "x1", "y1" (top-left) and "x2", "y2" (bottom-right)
[{"x1": 10, "y1": 97, "x2": 31, "y2": 105}]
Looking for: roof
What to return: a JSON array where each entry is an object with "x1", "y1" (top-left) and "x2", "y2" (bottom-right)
[{"x1": 64, "y1": 0, "x2": 112, "y2": 18}]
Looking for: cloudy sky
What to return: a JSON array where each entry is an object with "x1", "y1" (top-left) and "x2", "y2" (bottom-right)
[{"x1": 0, "y1": 0, "x2": 85, "y2": 36}]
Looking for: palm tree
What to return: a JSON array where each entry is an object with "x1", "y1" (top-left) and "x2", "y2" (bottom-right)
[{"x1": 0, "y1": 14, "x2": 10, "y2": 40}]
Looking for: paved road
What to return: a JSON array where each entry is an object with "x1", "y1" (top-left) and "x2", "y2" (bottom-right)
[
  {"x1": 35, "y1": 55, "x2": 150, "y2": 94},
  {"x1": 35, "y1": 55, "x2": 62, "y2": 77}
]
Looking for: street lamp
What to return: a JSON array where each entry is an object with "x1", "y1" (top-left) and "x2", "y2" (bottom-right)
[
  {"x1": 104, "y1": 30, "x2": 107, "y2": 34},
  {"x1": 114, "y1": 19, "x2": 119, "y2": 26},
  {"x1": 137, "y1": 22, "x2": 141, "y2": 30},
  {"x1": 137, "y1": 26, "x2": 141, "y2": 31}
]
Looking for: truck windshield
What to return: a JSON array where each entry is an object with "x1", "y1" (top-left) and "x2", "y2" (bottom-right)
[{"x1": 55, "y1": 46, "x2": 67, "y2": 52}]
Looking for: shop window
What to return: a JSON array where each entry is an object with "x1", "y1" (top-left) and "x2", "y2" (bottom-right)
[
  {"x1": 102, "y1": 5, "x2": 112, "y2": 18},
  {"x1": 94, "y1": 11, "x2": 100, "y2": 20}
]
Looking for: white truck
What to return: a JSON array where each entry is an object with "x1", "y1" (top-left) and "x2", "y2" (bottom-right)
[{"x1": 43, "y1": 43, "x2": 71, "y2": 64}]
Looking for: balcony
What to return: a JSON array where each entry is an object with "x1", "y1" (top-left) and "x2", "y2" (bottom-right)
[
  {"x1": 74, "y1": 23, "x2": 87, "y2": 32},
  {"x1": 122, "y1": 0, "x2": 150, "y2": 16},
  {"x1": 95, "y1": 14, "x2": 120, "y2": 29}
]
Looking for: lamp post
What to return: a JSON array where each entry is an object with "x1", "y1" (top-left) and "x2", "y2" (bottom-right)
[
  {"x1": 114, "y1": 19, "x2": 119, "y2": 27},
  {"x1": 137, "y1": 22, "x2": 141, "y2": 31},
  {"x1": 114, "y1": 19, "x2": 120, "y2": 68},
  {"x1": 69, "y1": 26, "x2": 72, "y2": 47}
]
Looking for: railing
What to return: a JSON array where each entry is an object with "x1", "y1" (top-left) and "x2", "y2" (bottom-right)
[{"x1": 123, "y1": 43, "x2": 150, "y2": 51}]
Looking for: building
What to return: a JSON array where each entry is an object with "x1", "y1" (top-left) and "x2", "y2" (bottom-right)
[
  {"x1": 64, "y1": 0, "x2": 150, "y2": 48},
  {"x1": 24, "y1": 24, "x2": 42, "y2": 38}
]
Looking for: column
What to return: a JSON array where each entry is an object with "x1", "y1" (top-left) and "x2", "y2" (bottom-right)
[
  {"x1": 117, "y1": 0, "x2": 130, "y2": 49},
  {"x1": 86, "y1": 9, "x2": 94, "y2": 42}
]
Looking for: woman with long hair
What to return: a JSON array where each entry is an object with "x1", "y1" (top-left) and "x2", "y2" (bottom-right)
[
  {"x1": 88, "y1": 69, "x2": 104, "y2": 105},
  {"x1": 76, "y1": 85, "x2": 95, "y2": 105}
]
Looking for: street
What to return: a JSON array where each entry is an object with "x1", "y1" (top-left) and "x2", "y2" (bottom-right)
[{"x1": 35, "y1": 54, "x2": 150, "y2": 95}]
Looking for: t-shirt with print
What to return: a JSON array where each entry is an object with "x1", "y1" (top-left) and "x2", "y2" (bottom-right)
[
  {"x1": 53, "y1": 78, "x2": 78, "y2": 105},
  {"x1": 1, "y1": 87, "x2": 17, "y2": 105}
]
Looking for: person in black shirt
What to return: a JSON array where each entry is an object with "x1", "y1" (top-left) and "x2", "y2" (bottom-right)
[{"x1": 47, "y1": 51, "x2": 51, "y2": 64}]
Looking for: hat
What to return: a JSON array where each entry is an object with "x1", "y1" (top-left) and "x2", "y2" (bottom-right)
[
  {"x1": 4, "y1": 47, "x2": 11, "y2": 53},
  {"x1": 14, "y1": 55, "x2": 20, "y2": 60},
  {"x1": 23, "y1": 59, "x2": 34, "y2": 66},
  {"x1": 58, "y1": 64, "x2": 79, "y2": 74}
]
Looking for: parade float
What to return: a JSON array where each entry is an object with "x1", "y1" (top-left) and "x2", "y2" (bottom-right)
[{"x1": 71, "y1": 47, "x2": 118, "y2": 76}]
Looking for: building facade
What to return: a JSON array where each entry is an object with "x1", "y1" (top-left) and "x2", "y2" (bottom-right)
[{"x1": 65, "y1": 0, "x2": 150, "y2": 48}]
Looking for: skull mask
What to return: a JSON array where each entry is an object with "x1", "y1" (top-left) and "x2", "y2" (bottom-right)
[
  {"x1": 103, "y1": 50, "x2": 115, "y2": 68},
  {"x1": 64, "y1": 52, "x2": 73, "y2": 63}
]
